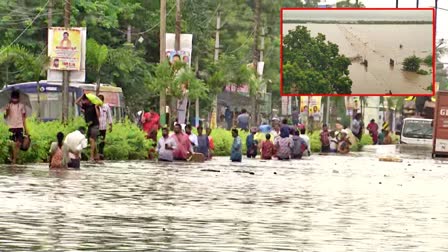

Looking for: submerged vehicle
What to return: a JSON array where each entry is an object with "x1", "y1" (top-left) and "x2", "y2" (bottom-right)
[{"x1": 400, "y1": 118, "x2": 433, "y2": 145}]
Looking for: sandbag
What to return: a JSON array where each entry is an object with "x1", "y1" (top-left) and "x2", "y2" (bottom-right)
[{"x1": 85, "y1": 93, "x2": 103, "y2": 106}]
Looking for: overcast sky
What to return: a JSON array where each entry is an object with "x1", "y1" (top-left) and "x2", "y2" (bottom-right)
[
  {"x1": 283, "y1": 0, "x2": 447, "y2": 62},
  {"x1": 283, "y1": 10, "x2": 432, "y2": 21}
]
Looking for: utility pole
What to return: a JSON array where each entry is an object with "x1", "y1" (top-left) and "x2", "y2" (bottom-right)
[
  {"x1": 416, "y1": 0, "x2": 419, "y2": 8},
  {"x1": 175, "y1": 0, "x2": 181, "y2": 51},
  {"x1": 171, "y1": 0, "x2": 182, "y2": 126},
  {"x1": 62, "y1": 0, "x2": 71, "y2": 123},
  {"x1": 159, "y1": 0, "x2": 167, "y2": 125},
  {"x1": 127, "y1": 25, "x2": 132, "y2": 43},
  {"x1": 251, "y1": 0, "x2": 261, "y2": 127},
  {"x1": 258, "y1": 27, "x2": 265, "y2": 125},
  {"x1": 47, "y1": 0, "x2": 52, "y2": 29},
  {"x1": 396, "y1": 0, "x2": 398, "y2": 8},
  {"x1": 194, "y1": 57, "x2": 199, "y2": 127},
  {"x1": 210, "y1": 10, "x2": 221, "y2": 129}
]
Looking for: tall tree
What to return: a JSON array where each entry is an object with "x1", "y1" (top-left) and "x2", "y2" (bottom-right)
[{"x1": 86, "y1": 39, "x2": 109, "y2": 95}]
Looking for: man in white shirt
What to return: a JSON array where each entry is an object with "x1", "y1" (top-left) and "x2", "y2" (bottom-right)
[
  {"x1": 97, "y1": 95, "x2": 113, "y2": 160},
  {"x1": 299, "y1": 127, "x2": 311, "y2": 156},
  {"x1": 185, "y1": 124, "x2": 198, "y2": 151},
  {"x1": 157, "y1": 127, "x2": 176, "y2": 162},
  {"x1": 64, "y1": 127, "x2": 88, "y2": 169}
]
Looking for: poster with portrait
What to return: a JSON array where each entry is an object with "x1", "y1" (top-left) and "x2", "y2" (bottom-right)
[
  {"x1": 48, "y1": 27, "x2": 82, "y2": 71},
  {"x1": 165, "y1": 50, "x2": 192, "y2": 66},
  {"x1": 165, "y1": 33, "x2": 193, "y2": 67},
  {"x1": 345, "y1": 96, "x2": 360, "y2": 112},
  {"x1": 300, "y1": 96, "x2": 322, "y2": 113}
]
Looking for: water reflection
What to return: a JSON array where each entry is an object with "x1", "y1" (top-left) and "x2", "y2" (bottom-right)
[{"x1": 0, "y1": 155, "x2": 448, "y2": 251}]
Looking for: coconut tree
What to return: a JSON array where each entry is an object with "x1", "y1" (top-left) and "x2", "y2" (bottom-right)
[
  {"x1": 0, "y1": 45, "x2": 49, "y2": 119},
  {"x1": 86, "y1": 39, "x2": 109, "y2": 95}
]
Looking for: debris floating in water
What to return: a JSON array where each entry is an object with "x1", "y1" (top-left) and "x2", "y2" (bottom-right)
[
  {"x1": 201, "y1": 169, "x2": 220, "y2": 172},
  {"x1": 379, "y1": 157, "x2": 402, "y2": 162}
]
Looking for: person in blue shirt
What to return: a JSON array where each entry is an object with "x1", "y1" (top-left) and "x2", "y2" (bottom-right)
[
  {"x1": 231, "y1": 129, "x2": 242, "y2": 162},
  {"x1": 246, "y1": 128, "x2": 258, "y2": 158}
]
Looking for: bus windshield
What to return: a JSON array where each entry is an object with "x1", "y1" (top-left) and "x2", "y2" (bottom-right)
[{"x1": 402, "y1": 120, "x2": 433, "y2": 139}]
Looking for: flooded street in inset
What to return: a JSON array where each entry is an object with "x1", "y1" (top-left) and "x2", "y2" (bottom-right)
[
  {"x1": 1, "y1": 152, "x2": 448, "y2": 251},
  {"x1": 283, "y1": 24, "x2": 432, "y2": 94}
]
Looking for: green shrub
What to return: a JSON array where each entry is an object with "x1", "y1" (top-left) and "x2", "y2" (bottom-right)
[
  {"x1": 423, "y1": 54, "x2": 432, "y2": 67},
  {"x1": 417, "y1": 69, "x2": 429, "y2": 75},
  {"x1": 209, "y1": 128, "x2": 249, "y2": 156},
  {"x1": 0, "y1": 117, "x2": 151, "y2": 164},
  {"x1": 402, "y1": 55, "x2": 422, "y2": 72}
]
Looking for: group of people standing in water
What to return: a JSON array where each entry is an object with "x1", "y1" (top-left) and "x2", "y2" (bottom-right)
[{"x1": 230, "y1": 118, "x2": 355, "y2": 162}]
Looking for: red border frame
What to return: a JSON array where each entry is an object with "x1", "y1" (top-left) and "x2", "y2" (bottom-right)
[{"x1": 280, "y1": 8, "x2": 436, "y2": 97}]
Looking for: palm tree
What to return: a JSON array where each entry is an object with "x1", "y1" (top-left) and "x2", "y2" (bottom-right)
[
  {"x1": 0, "y1": 45, "x2": 49, "y2": 119},
  {"x1": 86, "y1": 39, "x2": 109, "y2": 95}
]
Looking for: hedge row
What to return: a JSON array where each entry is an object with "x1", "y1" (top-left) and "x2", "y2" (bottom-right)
[{"x1": 1, "y1": 116, "x2": 391, "y2": 164}]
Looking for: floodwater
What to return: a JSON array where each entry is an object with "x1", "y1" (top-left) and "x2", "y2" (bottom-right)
[
  {"x1": 283, "y1": 24, "x2": 433, "y2": 94},
  {"x1": 1, "y1": 150, "x2": 448, "y2": 251}
]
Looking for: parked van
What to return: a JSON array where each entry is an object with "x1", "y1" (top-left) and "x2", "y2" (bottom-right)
[{"x1": 400, "y1": 118, "x2": 433, "y2": 146}]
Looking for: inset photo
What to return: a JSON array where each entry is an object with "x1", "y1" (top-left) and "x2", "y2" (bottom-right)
[{"x1": 281, "y1": 8, "x2": 435, "y2": 96}]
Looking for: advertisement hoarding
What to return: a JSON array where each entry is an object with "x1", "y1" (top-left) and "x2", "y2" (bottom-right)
[{"x1": 47, "y1": 27, "x2": 87, "y2": 82}]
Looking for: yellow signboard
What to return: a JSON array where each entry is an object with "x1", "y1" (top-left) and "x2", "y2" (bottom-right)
[
  {"x1": 48, "y1": 27, "x2": 82, "y2": 71},
  {"x1": 300, "y1": 96, "x2": 322, "y2": 113}
]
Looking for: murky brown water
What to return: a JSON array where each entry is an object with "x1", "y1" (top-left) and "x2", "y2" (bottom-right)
[
  {"x1": 283, "y1": 24, "x2": 433, "y2": 94},
  {"x1": 1, "y1": 153, "x2": 448, "y2": 251}
]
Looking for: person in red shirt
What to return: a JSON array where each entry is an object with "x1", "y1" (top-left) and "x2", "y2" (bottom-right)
[
  {"x1": 141, "y1": 106, "x2": 160, "y2": 142},
  {"x1": 367, "y1": 119, "x2": 379, "y2": 145},
  {"x1": 261, "y1": 133, "x2": 275, "y2": 160},
  {"x1": 206, "y1": 127, "x2": 214, "y2": 160}
]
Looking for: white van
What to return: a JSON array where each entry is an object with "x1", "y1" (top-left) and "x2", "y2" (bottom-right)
[{"x1": 400, "y1": 118, "x2": 433, "y2": 146}]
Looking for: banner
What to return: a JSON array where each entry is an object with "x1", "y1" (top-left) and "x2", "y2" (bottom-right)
[
  {"x1": 300, "y1": 96, "x2": 322, "y2": 113},
  {"x1": 48, "y1": 28, "x2": 82, "y2": 71},
  {"x1": 165, "y1": 33, "x2": 193, "y2": 67},
  {"x1": 165, "y1": 50, "x2": 191, "y2": 66},
  {"x1": 344, "y1": 96, "x2": 360, "y2": 110}
]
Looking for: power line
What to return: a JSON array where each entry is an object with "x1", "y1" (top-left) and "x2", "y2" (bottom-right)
[{"x1": 0, "y1": 0, "x2": 50, "y2": 55}]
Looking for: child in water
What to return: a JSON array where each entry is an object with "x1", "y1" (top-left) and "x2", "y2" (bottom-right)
[
  {"x1": 261, "y1": 133, "x2": 275, "y2": 160},
  {"x1": 49, "y1": 132, "x2": 66, "y2": 169}
]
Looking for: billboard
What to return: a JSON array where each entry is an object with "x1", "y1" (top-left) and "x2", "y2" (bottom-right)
[
  {"x1": 165, "y1": 33, "x2": 193, "y2": 67},
  {"x1": 300, "y1": 96, "x2": 322, "y2": 113},
  {"x1": 165, "y1": 33, "x2": 193, "y2": 125},
  {"x1": 48, "y1": 28, "x2": 82, "y2": 71},
  {"x1": 47, "y1": 27, "x2": 87, "y2": 82}
]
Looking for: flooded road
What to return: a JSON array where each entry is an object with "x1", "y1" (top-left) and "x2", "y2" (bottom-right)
[
  {"x1": 283, "y1": 24, "x2": 433, "y2": 94},
  {"x1": 1, "y1": 153, "x2": 448, "y2": 251}
]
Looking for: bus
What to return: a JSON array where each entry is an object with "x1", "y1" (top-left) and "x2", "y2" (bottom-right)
[{"x1": 0, "y1": 81, "x2": 126, "y2": 122}]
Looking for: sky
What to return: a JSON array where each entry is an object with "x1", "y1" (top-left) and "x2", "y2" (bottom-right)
[
  {"x1": 285, "y1": 0, "x2": 448, "y2": 63},
  {"x1": 283, "y1": 10, "x2": 433, "y2": 21}
]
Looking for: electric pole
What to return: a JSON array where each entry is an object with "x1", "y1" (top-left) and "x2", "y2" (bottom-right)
[
  {"x1": 47, "y1": 0, "x2": 52, "y2": 29},
  {"x1": 258, "y1": 27, "x2": 265, "y2": 125},
  {"x1": 170, "y1": 0, "x2": 182, "y2": 126},
  {"x1": 160, "y1": 0, "x2": 167, "y2": 125},
  {"x1": 416, "y1": 0, "x2": 419, "y2": 7},
  {"x1": 175, "y1": 0, "x2": 181, "y2": 51},
  {"x1": 251, "y1": 0, "x2": 261, "y2": 127},
  {"x1": 127, "y1": 25, "x2": 132, "y2": 43},
  {"x1": 194, "y1": 57, "x2": 199, "y2": 127},
  {"x1": 62, "y1": 0, "x2": 71, "y2": 123},
  {"x1": 396, "y1": 0, "x2": 399, "y2": 8},
  {"x1": 210, "y1": 10, "x2": 221, "y2": 129}
]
